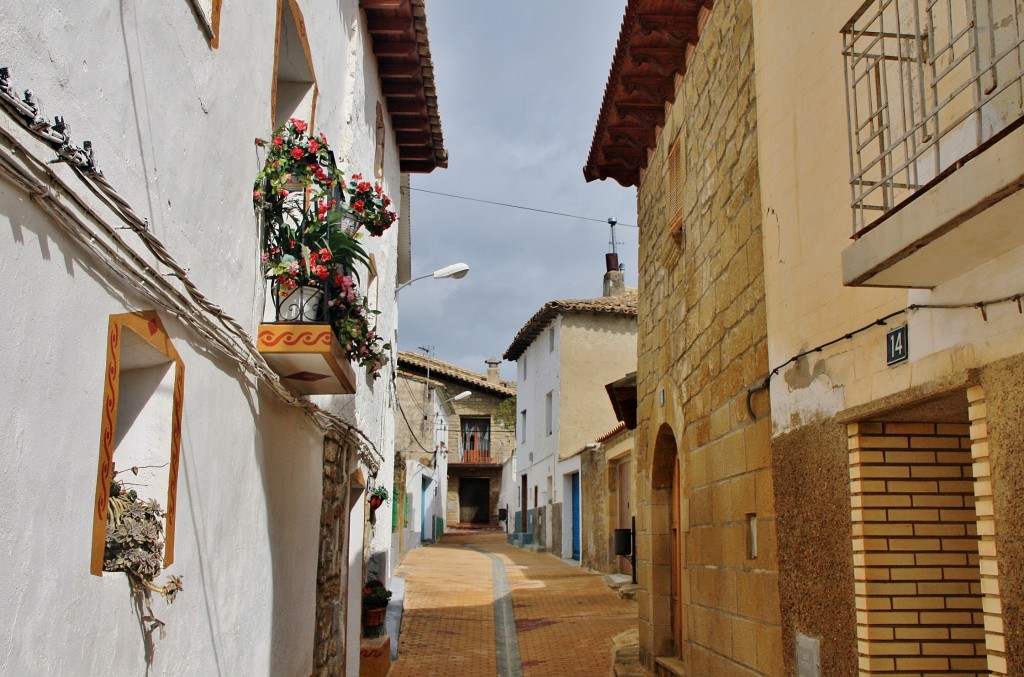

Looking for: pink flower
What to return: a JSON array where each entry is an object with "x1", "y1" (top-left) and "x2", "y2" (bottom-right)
[
  {"x1": 290, "y1": 147, "x2": 304, "y2": 159},
  {"x1": 273, "y1": 137, "x2": 284, "y2": 146},
  {"x1": 291, "y1": 119, "x2": 308, "y2": 133},
  {"x1": 255, "y1": 137, "x2": 265, "y2": 146},
  {"x1": 308, "y1": 140, "x2": 320, "y2": 153}
]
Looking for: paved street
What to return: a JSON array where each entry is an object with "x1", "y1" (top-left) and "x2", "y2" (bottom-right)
[{"x1": 390, "y1": 531, "x2": 638, "y2": 677}]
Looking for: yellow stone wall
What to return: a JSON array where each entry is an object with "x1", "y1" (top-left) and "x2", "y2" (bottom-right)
[{"x1": 633, "y1": 0, "x2": 780, "y2": 673}]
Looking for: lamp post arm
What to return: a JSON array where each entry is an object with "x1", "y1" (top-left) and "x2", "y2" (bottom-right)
[{"x1": 395, "y1": 273, "x2": 433, "y2": 296}]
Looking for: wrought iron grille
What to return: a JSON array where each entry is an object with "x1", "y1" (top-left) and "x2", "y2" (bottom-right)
[{"x1": 843, "y1": 0, "x2": 1024, "y2": 236}]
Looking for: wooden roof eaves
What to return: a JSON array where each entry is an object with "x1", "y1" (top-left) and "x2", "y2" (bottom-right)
[
  {"x1": 361, "y1": 0, "x2": 448, "y2": 173},
  {"x1": 583, "y1": 0, "x2": 712, "y2": 187}
]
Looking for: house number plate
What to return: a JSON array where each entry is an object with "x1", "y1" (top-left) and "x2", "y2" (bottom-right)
[{"x1": 886, "y1": 324, "x2": 908, "y2": 366}]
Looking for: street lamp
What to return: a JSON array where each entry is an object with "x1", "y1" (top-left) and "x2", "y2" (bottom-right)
[
  {"x1": 396, "y1": 262, "x2": 469, "y2": 295},
  {"x1": 444, "y1": 390, "x2": 472, "y2": 404}
]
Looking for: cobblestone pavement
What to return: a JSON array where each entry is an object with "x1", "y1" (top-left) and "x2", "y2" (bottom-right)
[{"x1": 390, "y1": 530, "x2": 638, "y2": 677}]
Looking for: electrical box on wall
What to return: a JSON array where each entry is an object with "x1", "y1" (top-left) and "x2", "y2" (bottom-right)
[{"x1": 796, "y1": 634, "x2": 820, "y2": 677}]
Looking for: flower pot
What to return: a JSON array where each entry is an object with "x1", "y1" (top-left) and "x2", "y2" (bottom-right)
[
  {"x1": 362, "y1": 606, "x2": 387, "y2": 637},
  {"x1": 368, "y1": 495, "x2": 384, "y2": 511},
  {"x1": 278, "y1": 286, "x2": 323, "y2": 322}
]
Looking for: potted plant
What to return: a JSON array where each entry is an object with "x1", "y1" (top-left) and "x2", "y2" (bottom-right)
[
  {"x1": 367, "y1": 485, "x2": 389, "y2": 512},
  {"x1": 253, "y1": 119, "x2": 395, "y2": 376},
  {"x1": 362, "y1": 579, "x2": 392, "y2": 636},
  {"x1": 104, "y1": 473, "x2": 183, "y2": 635}
]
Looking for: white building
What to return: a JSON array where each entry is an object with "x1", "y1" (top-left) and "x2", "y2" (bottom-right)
[
  {"x1": 0, "y1": 1, "x2": 445, "y2": 675},
  {"x1": 503, "y1": 264, "x2": 636, "y2": 559}
]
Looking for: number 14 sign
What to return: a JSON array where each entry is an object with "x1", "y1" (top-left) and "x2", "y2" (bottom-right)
[{"x1": 887, "y1": 325, "x2": 909, "y2": 366}]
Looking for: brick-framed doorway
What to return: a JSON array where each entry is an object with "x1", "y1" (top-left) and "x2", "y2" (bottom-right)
[{"x1": 847, "y1": 388, "x2": 1006, "y2": 675}]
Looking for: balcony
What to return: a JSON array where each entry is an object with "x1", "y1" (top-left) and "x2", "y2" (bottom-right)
[
  {"x1": 453, "y1": 449, "x2": 498, "y2": 465},
  {"x1": 841, "y1": 0, "x2": 1024, "y2": 287},
  {"x1": 257, "y1": 285, "x2": 356, "y2": 395}
]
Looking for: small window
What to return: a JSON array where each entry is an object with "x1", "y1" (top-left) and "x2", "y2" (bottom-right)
[
  {"x1": 520, "y1": 409, "x2": 527, "y2": 443},
  {"x1": 91, "y1": 312, "x2": 184, "y2": 576},
  {"x1": 187, "y1": 0, "x2": 223, "y2": 48},
  {"x1": 272, "y1": 0, "x2": 318, "y2": 129},
  {"x1": 548, "y1": 326, "x2": 555, "y2": 352},
  {"x1": 747, "y1": 513, "x2": 758, "y2": 559},
  {"x1": 374, "y1": 102, "x2": 386, "y2": 179},
  {"x1": 545, "y1": 391, "x2": 553, "y2": 436},
  {"x1": 522, "y1": 354, "x2": 527, "y2": 380},
  {"x1": 668, "y1": 137, "x2": 684, "y2": 246}
]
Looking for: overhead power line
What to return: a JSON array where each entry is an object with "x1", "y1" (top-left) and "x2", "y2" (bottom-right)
[{"x1": 410, "y1": 187, "x2": 638, "y2": 228}]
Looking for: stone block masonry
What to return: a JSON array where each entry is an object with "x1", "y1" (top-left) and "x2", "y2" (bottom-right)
[{"x1": 632, "y1": 0, "x2": 780, "y2": 674}]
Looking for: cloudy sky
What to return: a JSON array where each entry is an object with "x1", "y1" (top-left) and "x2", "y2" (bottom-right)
[{"x1": 397, "y1": 0, "x2": 638, "y2": 380}]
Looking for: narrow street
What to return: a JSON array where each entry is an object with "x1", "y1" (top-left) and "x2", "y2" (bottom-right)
[{"x1": 390, "y1": 531, "x2": 638, "y2": 677}]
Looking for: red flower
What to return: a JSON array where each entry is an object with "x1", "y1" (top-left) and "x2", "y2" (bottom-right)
[
  {"x1": 253, "y1": 190, "x2": 263, "y2": 199},
  {"x1": 356, "y1": 181, "x2": 372, "y2": 193},
  {"x1": 374, "y1": 184, "x2": 383, "y2": 196},
  {"x1": 308, "y1": 140, "x2": 320, "y2": 153},
  {"x1": 352, "y1": 173, "x2": 363, "y2": 180},
  {"x1": 291, "y1": 119, "x2": 308, "y2": 133},
  {"x1": 290, "y1": 147, "x2": 304, "y2": 159},
  {"x1": 280, "y1": 189, "x2": 289, "y2": 197},
  {"x1": 352, "y1": 199, "x2": 365, "y2": 213},
  {"x1": 255, "y1": 137, "x2": 265, "y2": 146},
  {"x1": 319, "y1": 248, "x2": 331, "y2": 262},
  {"x1": 273, "y1": 137, "x2": 284, "y2": 146},
  {"x1": 314, "y1": 167, "x2": 328, "y2": 180}
]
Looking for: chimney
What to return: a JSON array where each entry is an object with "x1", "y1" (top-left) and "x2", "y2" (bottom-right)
[
  {"x1": 603, "y1": 252, "x2": 625, "y2": 297},
  {"x1": 485, "y1": 357, "x2": 502, "y2": 382}
]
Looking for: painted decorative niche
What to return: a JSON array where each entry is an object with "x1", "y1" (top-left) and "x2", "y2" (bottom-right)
[{"x1": 91, "y1": 312, "x2": 184, "y2": 576}]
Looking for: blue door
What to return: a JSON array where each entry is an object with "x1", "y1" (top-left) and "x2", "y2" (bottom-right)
[
  {"x1": 571, "y1": 473, "x2": 581, "y2": 560},
  {"x1": 421, "y1": 477, "x2": 430, "y2": 542}
]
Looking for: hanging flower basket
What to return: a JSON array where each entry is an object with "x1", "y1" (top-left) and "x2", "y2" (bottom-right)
[{"x1": 253, "y1": 119, "x2": 395, "y2": 376}]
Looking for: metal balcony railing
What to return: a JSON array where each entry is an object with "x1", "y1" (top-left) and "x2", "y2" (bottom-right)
[
  {"x1": 457, "y1": 449, "x2": 495, "y2": 464},
  {"x1": 843, "y1": 0, "x2": 1024, "y2": 236}
]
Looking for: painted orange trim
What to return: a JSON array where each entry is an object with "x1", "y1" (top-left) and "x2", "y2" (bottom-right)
[
  {"x1": 209, "y1": 0, "x2": 223, "y2": 49},
  {"x1": 257, "y1": 323, "x2": 356, "y2": 393},
  {"x1": 91, "y1": 312, "x2": 185, "y2": 576}
]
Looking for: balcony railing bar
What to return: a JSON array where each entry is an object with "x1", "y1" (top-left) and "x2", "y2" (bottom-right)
[{"x1": 844, "y1": 0, "x2": 1024, "y2": 236}]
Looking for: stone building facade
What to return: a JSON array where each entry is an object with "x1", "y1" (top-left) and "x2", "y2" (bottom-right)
[
  {"x1": 395, "y1": 352, "x2": 516, "y2": 535},
  {"x1": 587, "y1": 1, "x2": 778, "y2": 674},
  {"x1": 588, "y1": 0, "x2": 1024, "y2": 675}
]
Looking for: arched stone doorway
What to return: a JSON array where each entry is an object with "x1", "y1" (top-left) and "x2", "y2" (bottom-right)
[{"x1": 650, "y1": 422, "x2": 682, "y2": 659}]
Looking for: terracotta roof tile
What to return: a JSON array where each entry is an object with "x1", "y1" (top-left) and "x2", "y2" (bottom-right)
[
  {"x1": 503, "y1": 290, "x2": 638, "y2": 361},
  {"x1": 397, "y1": 351, "x2": 516, "y2": 396}
]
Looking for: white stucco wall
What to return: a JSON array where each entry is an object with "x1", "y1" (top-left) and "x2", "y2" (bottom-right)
[
  {"x1": 516, "y1": 318, "x2": 561, "y2": 526},
  {"x1": 0, "y1": 1, "x2": 401, "y2": 675}
]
